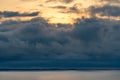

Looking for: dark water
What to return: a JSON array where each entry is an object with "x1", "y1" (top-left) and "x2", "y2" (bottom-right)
[{"x1": 0, "y1": 71, "x2": 120, "y2": 80}]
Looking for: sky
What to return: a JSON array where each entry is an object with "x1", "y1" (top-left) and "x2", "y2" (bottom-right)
[{"x1": 0, "y1": 0, "x2": 120, "y2": 69}]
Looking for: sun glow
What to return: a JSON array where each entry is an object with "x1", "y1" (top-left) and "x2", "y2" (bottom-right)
[
  {"x1": 0, "y1": 0, "x2": 119, "y2": 24},
  {"x1": 39, "y1": 0, "x2": 96, "y2": 24}
]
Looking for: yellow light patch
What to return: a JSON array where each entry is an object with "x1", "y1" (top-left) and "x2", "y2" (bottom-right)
[{"x1": 0, "y1": 0, "x2": 119, "y2": 24}]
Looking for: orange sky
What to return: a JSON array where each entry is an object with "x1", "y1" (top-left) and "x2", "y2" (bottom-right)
[{"x1": 0, "y1": 0, "x2": 120, "y2": 24}]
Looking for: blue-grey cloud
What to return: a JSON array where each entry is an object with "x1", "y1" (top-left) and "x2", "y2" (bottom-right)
[
  {"x1": 46, "y1": 0, "x2": 73, "y2": 3},
  {"x1": 0, "y1": 11, "x2": 39, "y2": 17},
  {"x1": 0, "y1": 17, "x2": 120, "y2": 61},
  {"x1": 50, "y1": 6, "x2": 67, "y2": 9},
  {"x1": 89, "y1": 5, "x2": 120, "y2": 17}
]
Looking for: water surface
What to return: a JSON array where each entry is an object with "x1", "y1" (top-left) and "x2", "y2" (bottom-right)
[{"x1": 0, "y1": 71, "x2": 120, "y2": 80}]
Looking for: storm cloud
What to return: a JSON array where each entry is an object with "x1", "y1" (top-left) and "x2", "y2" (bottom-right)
[{"x1": 0, "y1": 16, "x2": 120, "y2": 61}]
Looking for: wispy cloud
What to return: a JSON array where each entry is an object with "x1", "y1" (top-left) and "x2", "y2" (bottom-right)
[
  {"x1": 0, "y1": 11, "x2": 39, "y2": 17},
  {"x1": 89, "y1": 5, "x2": 120, "y2": 17}
]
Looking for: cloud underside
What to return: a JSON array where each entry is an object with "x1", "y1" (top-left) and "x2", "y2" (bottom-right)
[{"x1": 0, "y1": 16, "x2": 120, "y2": 61}]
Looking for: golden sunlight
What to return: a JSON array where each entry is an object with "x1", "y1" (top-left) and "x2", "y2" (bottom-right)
[
  {"x1": 0, "y1": 0, "x2": 119, "y2": 24},
  {"x1": 39, "y1": 0, "x2": 96, "y2": 24}
]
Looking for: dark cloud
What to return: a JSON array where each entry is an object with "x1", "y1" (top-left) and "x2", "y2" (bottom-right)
[
  {"x1": 61, "y1": 0, "x2": 73, "y2": 3},
  {"x1": 50, "y1": 6, "x2": 66, "y2": 9},
  {"x1": 89, "y1": 5, "x2": 120, "y2": 17},
  {"x1": 46, "y1": 0, "x2": 73, "y2": 3},
  {"x1": 0, "y1": 11, "x2": 39, "y2": 17},
  {"x1": 59, "y1": 6, "x2": 82, "y2": 14},
  {"x1": 72, "y1": 20, "x2": 102, "y2": 43},
  {"x1": 0, "y1": 35, "x2": 9, "y2": 42},
  {"x1": 68, "y1": 6, "x2": 80, "y2": 13},
  {"x1": 0, "y1": 10, "x2": 120, "y2": 68}
]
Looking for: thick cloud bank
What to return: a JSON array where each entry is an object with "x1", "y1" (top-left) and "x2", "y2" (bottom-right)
[{"x1": 0, "y1": 17, "x2": 120, "y2": 61}]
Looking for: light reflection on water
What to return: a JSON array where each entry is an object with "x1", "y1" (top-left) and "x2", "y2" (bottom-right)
[{"x1": 0, "y1": 71, "x2": 120, "y2": 80}]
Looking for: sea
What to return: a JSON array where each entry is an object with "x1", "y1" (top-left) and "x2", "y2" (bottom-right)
[{"x1": 0, "y1": 70, "x2": 120, "y2": 80}]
